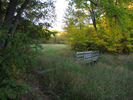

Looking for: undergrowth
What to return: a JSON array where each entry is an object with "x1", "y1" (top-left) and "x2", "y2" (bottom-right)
[
  {"x1": 28, "y1": 44, "x2": 133, "y2": 100},
  {"x1": 0, "y1": 30, "x2": 41, "y2": 100}
]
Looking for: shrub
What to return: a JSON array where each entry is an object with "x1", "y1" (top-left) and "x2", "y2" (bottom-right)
[{"x1": 0, "y1": 30, "x2": 42, "y2": 100}]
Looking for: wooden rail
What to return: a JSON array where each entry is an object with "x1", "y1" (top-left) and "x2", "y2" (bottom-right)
[{"x1": 76, "y1": 51, "x2": 99, "y2": 63}]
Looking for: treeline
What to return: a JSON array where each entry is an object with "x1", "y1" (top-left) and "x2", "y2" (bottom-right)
[
  {"x1": 63, "y1": 0, "x2": 133, "y2": 54},
  {"x1": 45, "y1": 31, "x2": 67, "y2": 44},
  {"x1": 16, "y1": 18, "x2": 67, "y2": 44},
  {"x1": 16, "y1": 18, "x2": 54, "y2": 41}
]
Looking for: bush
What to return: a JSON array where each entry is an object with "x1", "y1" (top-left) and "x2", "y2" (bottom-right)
[{"x1": 0, "y1": 31, "x2": 42, "y2": 100}]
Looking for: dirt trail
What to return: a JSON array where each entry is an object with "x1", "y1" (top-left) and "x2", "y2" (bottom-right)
[{"x1": 20, "y1": 74, "x2": 52, "y2": 100}]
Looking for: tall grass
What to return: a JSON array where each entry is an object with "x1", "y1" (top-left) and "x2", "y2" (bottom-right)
[{"x1": 29, "y1": 44, "x2": 133, "y2": 100}]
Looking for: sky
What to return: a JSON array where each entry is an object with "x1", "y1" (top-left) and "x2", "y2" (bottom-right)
[{"x1": 49, "y1": 0, "x2": 69, "y2": 31}]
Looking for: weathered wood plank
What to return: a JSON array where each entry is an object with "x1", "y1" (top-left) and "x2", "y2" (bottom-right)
[
  {"x1": 93, "y1": 53, "x2": 99, "y2": 56},
  {"x1": 76, "y1": 52, "x2": 84, "y2": 54},
  {"x1": 76, "y1": 51, "x2": 92, "y2": 54},
  {"x1": 76, "y1": 55, "x2": 84, "y2": 57},
  {"x1": 84, "y1": 58, "x2": 92, "y2": 60},
  {"x1": 84, "y1": 55, "x2": 91, "y2": 58},
  {"x1": 76, "y1": 50, "x2": 99, "y2": 64},
  {"x1": 37, "y1": 69, "x2": 53, "y2": 74},
  {"x1": 84, "y1": 51, "x2": 92, "y2": 54}
]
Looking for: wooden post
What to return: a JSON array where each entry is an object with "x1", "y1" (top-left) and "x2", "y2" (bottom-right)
[
  {"x1": 91, "y1": 51, "x2": 93, "y2": 65},
  {"x1": 76, "y1": 52, "x2": 77, "y2": 60},
  {"x1": 83, "y1": 52, "x2": 85, "y2": 63}
]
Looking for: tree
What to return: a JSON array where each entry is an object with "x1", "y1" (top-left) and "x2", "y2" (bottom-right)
[
  {"x1": 0, "y1": 0, "x2": 56, "y2": 51},
  {"x1": 64, "y1": 0, "x2": 133, "y2": 53},
  {"x1": 0, "y1": 1, "x2": 56, "y2": 99},
  {"x1": 16, "y1": 18, "x2": 55, "y2": 40},
  {"x1": 71, "y1": 0, "x2": 133, "y2": 34},
  {"x1": 63, "y1": 1, "x2": 89, "y2": 31}
]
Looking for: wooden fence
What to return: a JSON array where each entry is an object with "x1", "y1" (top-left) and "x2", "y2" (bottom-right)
[{"x1": 76, "y1": 51, "x2": 99, "y2": 63}]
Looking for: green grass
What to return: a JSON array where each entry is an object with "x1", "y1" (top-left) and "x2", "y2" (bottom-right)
[{"x1": 29, "y1": 44, "x2": 133, "y2": 100}]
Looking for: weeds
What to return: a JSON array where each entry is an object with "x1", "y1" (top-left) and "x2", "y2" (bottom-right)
[{"x1": 29, "y1": 44, "x2": 133, "y2": 100}]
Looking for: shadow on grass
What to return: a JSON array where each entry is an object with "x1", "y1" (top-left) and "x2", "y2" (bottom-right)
[{"x1": 27, "y1": 45, "x2": 133, "y2": 100}]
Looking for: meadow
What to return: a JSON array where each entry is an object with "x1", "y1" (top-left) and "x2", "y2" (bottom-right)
[{"x1": 28, "y1": 44, "x2": 133, "y2": 100}]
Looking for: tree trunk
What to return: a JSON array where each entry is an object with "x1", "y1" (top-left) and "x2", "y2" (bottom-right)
[
  {"x1": 0, "y1": 0, "x2": 30, "y2": 50},
  {"x1": 114, "y1": 0, "x2": 117, "y2": 23},
  {"x1": 0, "y1": 0, "x2": 18, "y2": 50},
  {"x1": 88, "y1": 7, "x2": 98, "y2": 37},
  {"x1": 0, "y1": 0, "x2": 2, "y2": 26},
  {"x1": 91, "y1": 10, "x2": 97, "y2": 32}
]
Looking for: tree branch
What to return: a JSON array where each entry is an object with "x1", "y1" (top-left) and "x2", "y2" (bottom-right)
[
  {"x1": 4, "y1": 0, "x2": 18, "y2": 23},
  {"x1": 4, "y1": 0, "x2": 30, "y2": 48},
  {"x1": 16, "y1": 0, "x2": 30, "y2": 19},
  {"x1": 88, "y1": 7, "x2": 98, "y2": 37},
  {"x1": 0, "y1": 0, "x2": 18, "y2": 49},
  {"x1": 26, "y1": 2, "x2": 37, "y2": 10},
  {"x1": 0, "y1": 0, "x2": 2, "y2": 26},
  {"x1": 10, "y1": 0, "x2": 30, "y2": 37},
  {"x1": 88, "y1": 0, "x2": 99, "y2": 7}
]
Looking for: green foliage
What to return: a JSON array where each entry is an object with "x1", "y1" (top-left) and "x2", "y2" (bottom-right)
[
  {"x1": 1, "y1": 0, "x2": 56, "y2": 25},
  {"x1": 44, "y1": 31, "x2": 67, "y2": 44},
  {"x1": 0, "y1": 0, "x2": 56, "y2": 50},
  {"x1": 64, "y1": 0, "x2": 133, "y2": 54},
  {"x1": 16, "y1": 18, "x2": 55, "y2": 40},
  {"x1": 48, "y1": 35, "x2": 61, "y2": 44},
  {"x1": 24, "y1": 0, "x2": 56, "y2": 25},
  {"x1": 0, "y1": 28, "x2": 42, "y2": 100}
]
